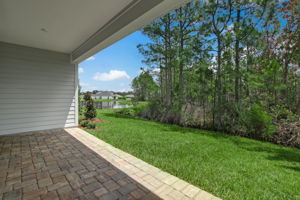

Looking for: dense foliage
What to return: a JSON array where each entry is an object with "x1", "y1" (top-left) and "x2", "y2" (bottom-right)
[
  {"x1": 86, "y1": 109, "x2": 300, "y2": 200},
  {"x1": 132, "y1": 0, "x2": 300, "y2": 146},
  {"x1": 132, "y1": 69, "x2": 159, "y2": 101}
]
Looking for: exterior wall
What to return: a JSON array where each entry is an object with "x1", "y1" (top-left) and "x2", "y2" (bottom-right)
[
  {"x1": 102, "y1": 96, "x2": 110, "y2": 100},
  {"x1": 91, "y1": 95, "x2": 100, "y2": 99},
  {"x1": 0, "y1": 42, "x2": 77, "y2": 135}
]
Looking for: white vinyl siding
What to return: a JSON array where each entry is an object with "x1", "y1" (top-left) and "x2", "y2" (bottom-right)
[{"x1": 0, "y1": 42, "x2": 77, "y2": 135}]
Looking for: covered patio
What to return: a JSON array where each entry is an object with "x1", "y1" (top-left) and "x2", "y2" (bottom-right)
[
  {"x1": 1, "y1": 0, "x2": 220, "y2": 199},
  {"x1": 0, "y1": 0, "x2": 189, "y2": 136},
  {"x1": 0, "y1": 128, "x2": 219, "y2": 200}
]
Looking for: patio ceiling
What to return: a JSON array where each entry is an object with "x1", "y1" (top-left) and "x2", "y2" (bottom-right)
[{"x1": 0, "y1": 0, "x2": 190, "y2": 63}]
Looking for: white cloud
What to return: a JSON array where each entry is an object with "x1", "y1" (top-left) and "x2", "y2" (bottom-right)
[
  {"x1": 93, "y1": 70, "x2": 130, "y2": 81},
  {"x1": 79, "y1": 67, "x2": 84, "y2": 74},
  {"x1": 86, "y1": 56, "x2": 95, "y2": 61}
]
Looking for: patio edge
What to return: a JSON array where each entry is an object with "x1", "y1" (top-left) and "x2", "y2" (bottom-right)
[{"x1": 65, "y1": 128, "x2": 221, "y2": 200}]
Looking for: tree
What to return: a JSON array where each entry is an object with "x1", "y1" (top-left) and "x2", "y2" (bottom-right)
[
  {"x1": 135, "y1": 0, "x2": 299, "y2": 143},
  {"x1": 273, "y1": 0, "x2": 299, "y2": 104},
  {"x1": 138, "y1": 11, "x2": 179, "y2": 107},
  {"x1": 200, "y1": 0, "x2": 232, "y2": 129},
  {"x1": 174, "y1": 3, "x2": 198, "y2": 103},
  {"x1": 83, "y1": 92, "x2": 96, "y2": 119},
  {"x1": 132, "y1": 69, "x2": 159, "y2": 101}
]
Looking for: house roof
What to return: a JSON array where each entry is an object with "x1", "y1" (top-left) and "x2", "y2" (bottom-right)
[
  {"x1": 125, "y1": 94, "x2": 134, "y2": 98},
  {"x1": 1, "y1": 0, "x2": 190, "y2": 63},
  {"x1": 94, "y1": 91, "x2": 114, "y2": 97}
]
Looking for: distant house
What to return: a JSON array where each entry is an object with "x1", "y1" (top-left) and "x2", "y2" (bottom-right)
[
  {"x1": 91, "y1": 91, "x2": 114, "y2": 100},
  {"x1": 113, "y1": 94, "x2": 122, "y2": 99},
  {"x1": 91, "y1": 93, "x2": 100, "y2": 99},
  {"x1": 125, "y1": 94, "x2": 134, "y2": 100}
]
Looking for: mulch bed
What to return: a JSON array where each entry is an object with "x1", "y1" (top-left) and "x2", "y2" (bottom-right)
[
  {"x1": 78, "y1": 118, "x2": 106, "y2": 130},
  {"x1": 91, "y1": 118, "x2": 107, "y2": 123},
  {"x1": 78, "y1": 126, "x2": 102, "y2": 130},
  {"x1": 80, "y1": 118, "x2": 107, "y2": 123}
]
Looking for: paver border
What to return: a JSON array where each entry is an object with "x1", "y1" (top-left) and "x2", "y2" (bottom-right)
[{"x1": 65, "y1": 128, "x2": 221, "y2": 200}]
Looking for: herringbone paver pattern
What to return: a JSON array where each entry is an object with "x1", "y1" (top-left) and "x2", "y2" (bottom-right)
[{"x1": 0, "y1": 128, "x2": 221, "y2": 200}]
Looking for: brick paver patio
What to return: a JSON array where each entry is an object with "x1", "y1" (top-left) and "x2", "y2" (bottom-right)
[{"x1": 0, "y1": 128, "x2": 220, "y2": 200}]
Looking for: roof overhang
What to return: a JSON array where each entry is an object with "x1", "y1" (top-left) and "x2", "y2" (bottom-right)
[{"x1": 0, "y1": 0, "x2": 190, "y2": 63}]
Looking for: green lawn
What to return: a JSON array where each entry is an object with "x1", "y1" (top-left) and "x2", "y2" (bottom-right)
[{"x1": 85, "y1": 109, "x2": 300, "y2": 200}]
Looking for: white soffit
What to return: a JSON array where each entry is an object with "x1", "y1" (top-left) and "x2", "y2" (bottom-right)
[
  {"x1": 0, "y1": 0, "x2": 191, "y2": 63},
  {"x1": 72, "y1": 0, "x2": 191, "y2": 63},
  {"x1": 0, "y1": 0, "x2": 134, "y2": 53}
]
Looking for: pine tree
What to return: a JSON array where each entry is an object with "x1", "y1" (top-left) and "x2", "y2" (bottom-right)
[{"x1": 83, "y1": 92, "x2": 96, "y2": 120}]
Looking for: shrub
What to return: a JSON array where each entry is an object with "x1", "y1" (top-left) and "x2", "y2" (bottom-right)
[
  {"x1": 247, "y1": 104, "x2": 276, "y2": 138},
  {"x1": 86, "y1": 122, "x2": 96, "y2": 129},
  {"x1": 80, "y1": 120, "x2": 89, "y2": 127},
  {"x1": 120, "y1": 108, "x2": 136, "y2": 116},
  {"x1": 139, "y1": 100, "x2": 163, "y2": 120},
  {"x1": 223, "y1": 103, "x2": 249, "y2": 136},
  {"x1": 79, "y1": 120, "x2": 96, "y2": 129},
  {"x1": 83, "y1": 92, "x2": 96, "y2": 119},
  {"x1": 118, "y1": 102, "x2": 148, "y2": 117},
  {"x1": 270, "y1": 104, "x2": 299, "y2": 122}
]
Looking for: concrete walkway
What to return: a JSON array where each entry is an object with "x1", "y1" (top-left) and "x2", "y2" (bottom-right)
[{"x1": 66, "y1": 128, "x2": 220, "y2": 200}]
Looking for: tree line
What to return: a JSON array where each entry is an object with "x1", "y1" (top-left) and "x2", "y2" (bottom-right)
[{"x1": 132, "y1": 0, "x2": 300, "y2": 146}]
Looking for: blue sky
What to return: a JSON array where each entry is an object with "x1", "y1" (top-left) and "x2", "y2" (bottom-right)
[{"x1": 78, "y1": 30, "x2": 150, "y2": 92}]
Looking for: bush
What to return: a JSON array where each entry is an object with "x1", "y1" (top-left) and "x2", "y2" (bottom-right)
[
  {"x1": 270, "y1": 104, "x2": 299, "y2": 123},
  {"x1": 80, "y1": 120, "x2": 89, "y2": 127},
  {"x1": 139, "y1": 100, "x2": 163, "y2": 120},
  {"x1": 83, "y1": 92, "x2": 96, "y2": 119},
  {"x1": 86, "y1": 122, "x2": 96, "y2": 129},
  {"x1": 118, "y1": 102, "x2": 148, "y2": 117},
  {"x1": 222, "y1": 103, "x2": 249, "y2": 136},
  {"x1": 120, "y1": 108, "x2": 136, "y2": 116},
  {"x1": 80, "y1": 120, "x2": 96, "y2": 129},
  {"x1": 247, "y1": 104, "x2": 276, "y2": 138}
]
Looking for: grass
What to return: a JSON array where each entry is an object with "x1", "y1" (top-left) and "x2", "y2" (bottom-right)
[
  {"x1": 85, "y1": 109, "x2": 300, "y2": 200},
  {"x1": 118, "y1": 100, "x2": 134, "y2": 105}
]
